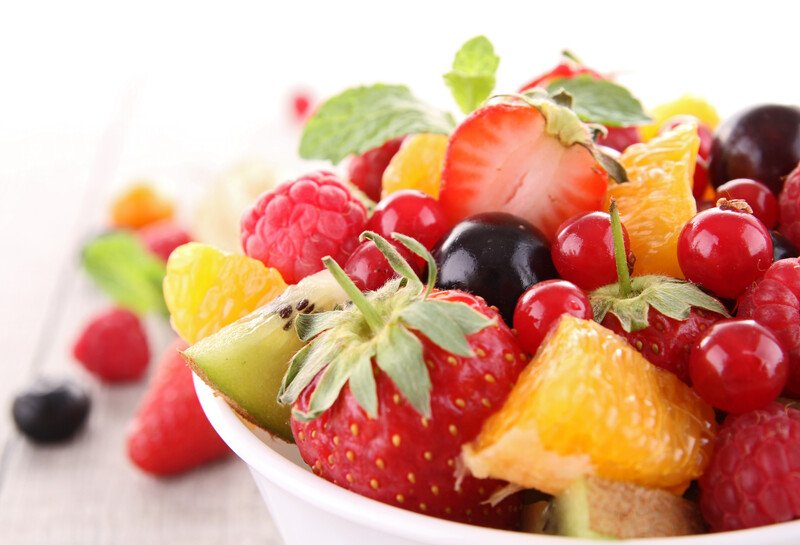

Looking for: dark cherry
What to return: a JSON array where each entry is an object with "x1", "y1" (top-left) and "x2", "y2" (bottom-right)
[
  {"x1": 709, "y1": 104, "x2": 800, "y2": 194},
  {"x1": 771, "y1": 230, "x2": 799, "y2": 261},
  {"x1": 433, "y1": 212, "x2": 557, "y2": 324},
  {"x1": 12, "y1": 379, "x2": 91, "y2": 443}
]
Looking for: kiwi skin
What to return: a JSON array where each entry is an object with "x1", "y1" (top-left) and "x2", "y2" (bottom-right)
[
  {"x1": 185, "y1": 270, "x2": 348, "y2": 442},
  {"x1": 543, "y1": 477, "x2": 705, "y2": 539}
]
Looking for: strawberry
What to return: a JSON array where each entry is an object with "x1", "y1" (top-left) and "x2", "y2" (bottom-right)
[
  {"x1": 589, "y1": 203, "x2": 729, "y2": 382},
  {"x1": 127, "y1": 339, "x2": 229, "y2": 475},
  {"x1": 518, "y1": 50, "x2": 603, "y2": 91},
  {"x1": 519, "y1": 52, "x2": 641, "y2": 154},
  {"x1": 279, "y1": 233, "x2": 526, "y2": 528},
  {"x1": 72, "y1": 307, "x2": 150, "y2": 382},
  {"x1": 438, "y1": 96, "x2": 616, "y2": 241}
]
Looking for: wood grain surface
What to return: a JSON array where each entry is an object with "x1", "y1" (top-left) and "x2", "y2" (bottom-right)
[{"x1": 0, "y1": 86, "x2": 282, "y2": 544}]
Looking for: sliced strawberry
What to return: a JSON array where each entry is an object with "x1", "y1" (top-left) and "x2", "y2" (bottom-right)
[{"x1": 438, "y1": 102, "x2": 609, "y2": 241}]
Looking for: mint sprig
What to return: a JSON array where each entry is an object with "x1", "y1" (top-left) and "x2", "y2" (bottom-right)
[
  {"x1": 299, "y1": 84, "x2": 455, "y2": 164},
  {"x1": 546, "y1": 75, "x2": 651, "y2": 127},
  {"x1": 443, "y1": 35, "x2": 500, "y2": 114},
  {"x1": 81, "y1": 231, "x2": 167, "y2": 315}
]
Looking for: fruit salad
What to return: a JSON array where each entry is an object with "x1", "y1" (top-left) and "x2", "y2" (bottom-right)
[{"x1": 176, "y1": 37, "x2": 800, "y2": 538}]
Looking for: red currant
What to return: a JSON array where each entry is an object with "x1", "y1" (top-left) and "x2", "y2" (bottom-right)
[
  {"x1": 513, "y1": 279, "x2": 593, "y2": 354},
  {"x1": 343, "y1": 240, "x2": 421, "y2": 292},
  {"x1": 597, "y1": 126, "x2": 640, "y2": 153},
  {"x1": 366, "y1": 190, "x2": 451, "y2": 251},
  {"x1": 677, "y1": 201, "x2": 773, "y2": 299},
  {"x1": 346, "y1": 137, "x2": 404, "y2": 202},
  {"x1": 716, "y1": 178, "x2": 779, "y2": 229},
  {"x1": 290, "y1": 90, "x2": 314, "y2": 123},
  {"x1": 690, "y1": 319, "x2": 788, "y2": 414},
  {"x1": 551, "y1": 211, "x2": 633, "y2": 291},
  {"x1": 662, "y1": 116, "x2": 714, "y2": 199}
]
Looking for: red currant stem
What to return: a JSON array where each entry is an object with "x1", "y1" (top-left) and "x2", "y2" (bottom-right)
[
  {"x1": 322, "y1": 256, "x2": 383, "y2": 334},
  {"x1": 609, "y1": 200, "x2": 632, "y2": 298}
]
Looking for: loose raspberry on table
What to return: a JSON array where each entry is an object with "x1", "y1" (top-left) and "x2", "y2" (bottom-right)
[
  {"x1": 241, "y1": 171, "x2": 367, "y2": 284},
  {"x1": 72, "y1": 307, "x2": 150, "y2": 382},
  {"x1": 699, "y1": 403, "x2": 800, "y2": 531}
]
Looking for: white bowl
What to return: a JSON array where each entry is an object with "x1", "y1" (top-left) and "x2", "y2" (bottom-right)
[{"x1": 194, "y1": 374, "x2": 800, "y2": 545}]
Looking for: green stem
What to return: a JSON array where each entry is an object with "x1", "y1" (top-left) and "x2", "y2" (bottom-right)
[
  {"x1": 609, "y1": 200, "x2": 632, "y2": 298},
  {"x1": 322, "y1": 257, "x2": 383, "y2": 333}
]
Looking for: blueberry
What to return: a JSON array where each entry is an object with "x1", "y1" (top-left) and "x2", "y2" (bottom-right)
[
  {"x1": 771, "y1": 230, "x2": 799, "y2": 262},
  {"x1": 434, "y1": 212, "x2": 557, "y2": 324},
  {"x1": 12, "y1": 379, "x2": 91, "y2": 443}
]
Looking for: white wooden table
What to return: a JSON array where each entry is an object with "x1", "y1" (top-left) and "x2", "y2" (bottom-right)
[
  {"x1": 0, "y1": 82, "x2": 287, "y2": 545},
  {"x1": 2, "y1": 3, "x2": 798, "y2": 542}
]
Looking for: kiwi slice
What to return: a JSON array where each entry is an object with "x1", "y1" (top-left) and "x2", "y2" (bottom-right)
[
  {"x1": 544, "y1": 477, "x2": 705, "y2": 539},
  {"x1": 185, "y1": 270, "x2": 347, "y2": 442}
]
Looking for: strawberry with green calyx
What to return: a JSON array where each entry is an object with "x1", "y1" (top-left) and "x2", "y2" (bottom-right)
[
  {"x1": 279, "y1": 232, "x2": 527, "y2": 528},
  {"x1": 590, "y1": 202, "x2": 730, "y2": 383}
]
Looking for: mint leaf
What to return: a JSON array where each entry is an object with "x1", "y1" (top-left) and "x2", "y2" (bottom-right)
[
  {"x1": 443, "y1": 35, "x2": 500, "y2": 114},
  {"x1": 546, "y1": 76, "x2": 651, "y2": 127},
  {"x1": 81, "y1": 231, "x2": 167, "y2": 315},
  {"x1": 299, "y1": 84, "x2": 455, "y2": 164}
]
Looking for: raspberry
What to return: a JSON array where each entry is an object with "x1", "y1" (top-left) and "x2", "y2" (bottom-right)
[
  {"x1": 346, "y1": 137, "x2": 403, "y2": 201},
  {"x1": 241, "y1": 171, "x2": 367, "y2": 284},
  {"x1": 72, "y1": 307, "x2": 150, "y2": 382},
  {"x1": 699, "y1": 403, "x2": 800, "y2": 531},
  {"x1": 779, "y1": 162, "x2": 800, "y2": 248},
  {"x1": 737, "y1": 257, "x2": 800, "y2": 396},
  {"x1": 137, "y1": 220, "x2": 192, "y2": 261}
]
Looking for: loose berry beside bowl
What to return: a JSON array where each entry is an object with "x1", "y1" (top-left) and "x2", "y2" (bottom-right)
[{"x1": 72, "y1": 307, "x2": 150, "y2": 382}]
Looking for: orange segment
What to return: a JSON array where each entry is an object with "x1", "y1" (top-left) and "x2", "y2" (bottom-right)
[
  {"x1": 163, "y1": 243, "x2": 287, "y2": 343},
  {"x1": 381, "y1": 133, "x2": 448, "y2": 199},
  {"x1": 110, "y1": 181, "x2": 174, "y2": 229},
  {"x1": 462, "y1": 316, "x2": 716, "y2": 495},
  {"x1": 605, "y1": 123, "x2": 699, "y2": 278}
]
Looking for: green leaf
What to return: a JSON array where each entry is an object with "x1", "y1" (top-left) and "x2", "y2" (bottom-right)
[
  {"x1": 295, "y1": 310, "x2": 342, "y2": 342},
  {"x1": 546, "y1": 76, "x2": 651, "y2": 127},
  {"x1": 361, "y1": 231, "x2": 423, "y2": 293},
  {"x1": 299, "y1": 84, "x2": 456, "y2": 164},
  {"x1": 279, "y1": 340, "x2": 338, "y2": 405},
  {"x1": 400, "y1": 301, "x2": 475, "y2": 357},
  {"x1": 81, "y1": 232, "x2": 167, "y2": 315},
  {"x1": 300, "y1": 349, "x2": 364, "y2": 421},
  {"x1": 375, "y1": 325, "x2": 431, "y2": 417},
  {"x1": 278, "y1": 342, "x2": 315, "y2": 403},
  {"x1": 348, "y1": 354, "x2": 378, "y2": 418},
  {"x1": 589, "y1": 276, "x2": 730, "y2": 333},
  {"x1": 443, "y1": 35, "x2": 500, "y2": 114},
  {"x1": 392, "y1": 233, "x2": 437, "y2": 298},
  {"x1": 423, "y1": 300, "x2": 495, "y2": 334}
]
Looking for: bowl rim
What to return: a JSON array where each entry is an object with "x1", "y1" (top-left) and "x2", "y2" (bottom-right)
[{"x1": 194, "y1": 374, "x2": 800, "y2": 545}]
